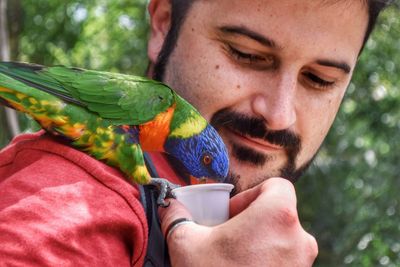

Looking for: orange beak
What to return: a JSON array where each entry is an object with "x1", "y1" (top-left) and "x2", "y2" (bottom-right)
[{"x1": 189, "y1": 175, "x2": 218, "y2": 185}]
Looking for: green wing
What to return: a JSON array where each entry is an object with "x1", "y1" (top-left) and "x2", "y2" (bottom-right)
[{"x1": 0, "y1": 62, "x2": 175, "y2": 125}]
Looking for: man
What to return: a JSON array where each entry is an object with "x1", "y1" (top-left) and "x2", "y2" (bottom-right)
[
  {"x1": 147, "y1": 0, "x2": 390, "y2": 266},
  {"x1": 0, "y1": 0, "x2": 390, "y2": 266}
]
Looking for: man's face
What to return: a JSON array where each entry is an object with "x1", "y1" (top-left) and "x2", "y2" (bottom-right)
[{"x1": 148, "y1": 0, "x2": 368, "y2": 192}]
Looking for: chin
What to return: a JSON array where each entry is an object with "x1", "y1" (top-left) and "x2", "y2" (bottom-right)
[{"x1": 227, "y1": 159, "x2": 282, "y2": 194}]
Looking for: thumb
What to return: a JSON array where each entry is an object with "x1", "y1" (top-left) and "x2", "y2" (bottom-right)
[
  {"x1": 229, "y1": 183, "x2": 262, "y2": 217},
  {"x1": 158, "y1": 198, "x2": 195, "y2": 238}
]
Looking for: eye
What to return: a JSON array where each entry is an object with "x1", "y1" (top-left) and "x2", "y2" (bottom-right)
[
  {"x1": 202, "y1": 154, "x2": 212, "y2": 165},
  {"x1": 302, "y1": 71, "x2": 335, "y2": 90},
  {"x1": 226, "y1": 44, "x2": 275, "y2": 70}
]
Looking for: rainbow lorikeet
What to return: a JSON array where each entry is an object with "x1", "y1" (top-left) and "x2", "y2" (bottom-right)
[{"x1": 0, "y1": 62, "x2": 229, "y2": 206}]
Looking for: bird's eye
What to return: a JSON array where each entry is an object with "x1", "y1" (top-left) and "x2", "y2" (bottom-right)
[{"x1": 202, "y1": 154, "x2": 212, "y2": 165}]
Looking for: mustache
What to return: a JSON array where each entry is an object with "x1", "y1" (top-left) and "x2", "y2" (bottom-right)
[{"x1": 210, "y1": 108, "x2": 301, "y2": 150}]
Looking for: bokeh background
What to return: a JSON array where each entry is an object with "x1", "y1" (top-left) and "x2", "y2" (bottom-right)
[{"x1": 0, "y1": 1, "x2": 399, "y2": 266}]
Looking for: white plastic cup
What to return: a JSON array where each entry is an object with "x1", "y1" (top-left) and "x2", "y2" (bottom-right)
[{"x1": 172, "y1": 183, "x2": 234, "y2": 226}]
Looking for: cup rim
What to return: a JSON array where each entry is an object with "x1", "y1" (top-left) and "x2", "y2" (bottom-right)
[{"x1": 172, "y1": 183, "x2": 234, "y2": 193}]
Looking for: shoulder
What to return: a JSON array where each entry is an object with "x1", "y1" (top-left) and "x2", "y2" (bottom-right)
[{"x1": 0, "y1": 131, "x2": 148, "y2": 266}]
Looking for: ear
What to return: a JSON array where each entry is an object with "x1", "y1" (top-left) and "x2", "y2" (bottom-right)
[{"x1": 147, "y1": 0, "x2": 172, "y2": 64}]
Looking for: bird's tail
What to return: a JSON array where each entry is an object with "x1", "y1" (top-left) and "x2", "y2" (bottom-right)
[
  {"x1": 0, "y1": 62, "x2": 63, "y2": 115},
  {"x1": 0, "y1": 61, "x2": 84, "y2": 106},
  {"x1": 0, "y1": 62, "x2": 93, "y2": 141}
]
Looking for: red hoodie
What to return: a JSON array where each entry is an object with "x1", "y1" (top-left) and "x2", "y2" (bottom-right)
[{"x1": 0, "y1": 131, "x2": 183, "y2": 266}]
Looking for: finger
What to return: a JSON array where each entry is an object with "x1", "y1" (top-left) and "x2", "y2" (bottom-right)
[
  {"x1": 257, "y1": 178, "x2": 300, "y2": 229},
  {"x1": 158, "y1": 198, "x2": 194, "y2": 237},
  {"x1": 260, "y1": 177, "x2": 297, "y2": 207},
  {"x1": 229, "y1": 177, "x2": 295, "y2": 217},
  {"x1": 229, "y1": 183, "x2": 262, "y2": 217},
  {"x1": 229, "y1": 178, "x2": 298, "y2": 228}
]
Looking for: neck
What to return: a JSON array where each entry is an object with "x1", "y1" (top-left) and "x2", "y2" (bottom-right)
[{"x1": 139, "y1": 105, "x2": 176, "y2": 151}]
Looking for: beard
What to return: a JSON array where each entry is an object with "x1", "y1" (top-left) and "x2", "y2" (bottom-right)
[
  {"x1": 210, "y1": 108, "x2": 314, "y2": 193},
  {"x1": 151, "y1": 30, "x2": 316, "y2": 192}
]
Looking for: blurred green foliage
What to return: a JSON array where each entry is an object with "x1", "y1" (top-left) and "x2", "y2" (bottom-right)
[
  {"x1": 1, "y1": 1, "x2": 399, "y2": 266},
  {"x1": 17, "y1": 0, "x2": 149, "y2": 73}
]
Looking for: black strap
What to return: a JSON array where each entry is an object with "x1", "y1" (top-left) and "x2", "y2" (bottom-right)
[{"x1": 140, "y1": 153, "x2": 171, "y2": 267}]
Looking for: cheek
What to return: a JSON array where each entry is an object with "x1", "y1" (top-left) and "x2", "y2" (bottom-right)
[
  {"x1": 297, "y1": 92, "x2": 344, "y2": 161},
  {"x1": 167, "y1": 58, "x2": 224, "y2": 119},
  {"x1": 166, "y1": 43, "x2": 248, "y2": 120}
]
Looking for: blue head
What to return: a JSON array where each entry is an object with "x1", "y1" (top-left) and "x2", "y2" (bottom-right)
[{"x1": 164, "y1": 124, "x2": 229, "y2": 182}]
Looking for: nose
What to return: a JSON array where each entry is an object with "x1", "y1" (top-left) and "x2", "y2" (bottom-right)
[{"x1": 251, "y1": 72, "x2": 297, "y2": 131}]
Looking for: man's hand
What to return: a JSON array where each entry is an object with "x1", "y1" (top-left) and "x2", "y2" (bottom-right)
[{"x1": 158, "y1": 178, "x2": 318, "y2": 267}]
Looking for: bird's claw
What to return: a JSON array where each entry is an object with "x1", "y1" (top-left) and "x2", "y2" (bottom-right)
[{"x1": 150, "y1": 178, "x2": 180, "y2": 207}]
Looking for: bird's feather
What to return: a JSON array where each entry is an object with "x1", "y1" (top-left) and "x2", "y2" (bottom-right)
[{"x1": 0, "y1": 62, "x2": 175, "y2": 125}]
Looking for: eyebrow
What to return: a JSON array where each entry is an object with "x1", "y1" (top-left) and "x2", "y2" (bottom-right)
[
  {"x1": 316, "y1": 59, "x2": 351, "y2": 74},
  {"x1": 219, "y1": 25, "x2": 352, "y2": 74},
  {"x1": 218, "y1": 25, "x2": 280, "y2": 49}
]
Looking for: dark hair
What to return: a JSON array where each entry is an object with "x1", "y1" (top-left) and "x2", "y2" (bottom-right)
[
  {"x1": 362, "y1": 0, "x2": 393, "y2": 51},
  {"x1": 152, "y1": 1, "x2": 195, "y2": 81},
  {"x1": 152, "y1": 0, "x2": 391, "y2": 81}
]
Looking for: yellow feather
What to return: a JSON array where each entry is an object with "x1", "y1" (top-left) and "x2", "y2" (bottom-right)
[
  {"x1": 133, "y1": 165, "x2": 150, "y2": 184},
  {"x1": 170, "y1": 110, "x2": 207, "y2": 138},
  {"x1": 29, "y1": 97, "x2": 38, "y2": 105}
]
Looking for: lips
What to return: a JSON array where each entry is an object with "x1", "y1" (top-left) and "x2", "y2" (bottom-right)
[{"x1": 210, "y1": 108, "x2": 301, "y2": 154}]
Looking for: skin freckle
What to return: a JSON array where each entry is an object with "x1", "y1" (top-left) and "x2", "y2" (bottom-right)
[
  {"x1": 215, "y1": 65, "x2": 220, "y2": 69},
  {"x1": 236, "y1": 84, "x2": 241, "y2": 89}
]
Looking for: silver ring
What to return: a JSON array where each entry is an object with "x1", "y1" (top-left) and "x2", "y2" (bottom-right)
[{"x1": 166, "y1": 218, "x2": 195, "y2": 240}]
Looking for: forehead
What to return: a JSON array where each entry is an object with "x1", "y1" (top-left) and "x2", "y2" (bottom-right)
[
  {"x1": 186, "y1": 0, "x2": 369, "y2": 62},
  {"x1": 189, "y1": 0, "x2": 368, "y2": 27}
]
